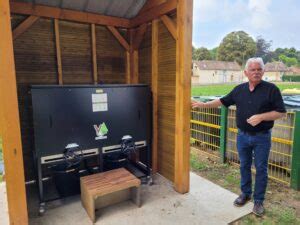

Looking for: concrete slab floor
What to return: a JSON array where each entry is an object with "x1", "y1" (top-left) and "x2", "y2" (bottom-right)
[
  {"x1": 1, "y1": 172, "x2": 253, "y2": 225},
  {"x1": 0, "y1": 183, "x2": 9, "y2": 225}
]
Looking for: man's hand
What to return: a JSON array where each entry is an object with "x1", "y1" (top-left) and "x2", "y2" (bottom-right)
[
  {"x1": 191, "y1": 100, "x2": 206, "y2": 109},
  {"x1": 247, "y1": 114, "x2": 263, "y2": 127}
]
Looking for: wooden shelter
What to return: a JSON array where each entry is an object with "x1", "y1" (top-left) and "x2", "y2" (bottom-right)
[{"x1": 0, "y1": 0, "x2": 193, "y2": 224}]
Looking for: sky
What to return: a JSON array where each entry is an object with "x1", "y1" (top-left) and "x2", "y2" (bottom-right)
[{"x1": 193, "y1": 0, "x2": 300, "y2": 50}]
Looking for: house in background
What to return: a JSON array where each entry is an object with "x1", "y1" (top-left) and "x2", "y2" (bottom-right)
[
  {"x1": 192, "y1": 60, "x2": 242, "y2": 85},
  {"x1": 286, "y1": 66, "x2": 300, "y2": 76},
  {"x1": 263, "y1": 62, "x2": 288, "y2": 81}
]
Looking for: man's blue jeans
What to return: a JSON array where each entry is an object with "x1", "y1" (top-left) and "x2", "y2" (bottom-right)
[{"x1": 237, "y1": 129, "x2": 271, "y2": 203}]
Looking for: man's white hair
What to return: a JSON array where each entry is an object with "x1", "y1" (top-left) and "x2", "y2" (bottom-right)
[{"x1": 245, "y1": 57, "x2": 265, "y2": 70}]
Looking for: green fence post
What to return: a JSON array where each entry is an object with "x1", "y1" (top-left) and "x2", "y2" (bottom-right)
[
  {"x1": 291, "y1": 111, "x2": 300, "y2": 190},
  {"x1": 220, "y1": 106, "x2": 228, "y2": 163}
]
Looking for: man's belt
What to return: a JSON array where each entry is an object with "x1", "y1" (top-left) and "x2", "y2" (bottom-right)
[{"x1": 239, "y1": 129, "x2": 270, "y2": 136}]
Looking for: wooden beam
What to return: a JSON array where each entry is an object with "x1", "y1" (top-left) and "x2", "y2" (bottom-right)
[
  {"x1": 161, "y1": 15, "x2": 177, "y2": 40},
  {"x1": 54, "y1": 19, "x2": 63, "y2": 85},
  {"x1": 138, "y1": 0, "x2": 167, "y2": 15},
  {"x1": 174, "y1": 0, "x2": 193, "y2": 194},
  {"x1": 132, "y1": 23, "x2": 148, "y2": 50},
  {"x1": 91, "y1": 24, "x2": 98, "y2": 84},
  {"x1": 0, "y1": 1, "x2": 28, "y2": 224},
  {"x1": 13, "y1": 15, "x2": 39, "y2": 40},
  {"x1": 151, "y1": 19, "x2": 159, "y2": 174},
  {"x1": 10, "y1": 1, "x2": 131, "y2": 28},
  {"x1": 130, "y1": 0, "x2": 177, "y2": 28},
  {"x1": 126, "y1": 51, "x2": 131, "y2": 84},
  {"x1": 107, "y1": 26, "x2": 130, "y2": 51},
  {"x1": 132, "y1": 50, "x2": 139, "y2": 84}
]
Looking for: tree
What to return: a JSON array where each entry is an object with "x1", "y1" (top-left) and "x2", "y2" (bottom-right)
[
  {"x1": 217, "y1": 31, "x2": 257, "y2": 65},
  {"x1": 192, "y1": 46, "x2": 197, "y2": 60},
  {"x1": 278, "y1": 54, "x2": 298, "y2": 67},
  {"x1": 255, "y1": 36, "x2": 273, "y2": 63},
  {"x1": 193, "y1": 47, "x2": 212, "y2": 61},
  {"x1": 209, "y1": 47, "x2": 218, "y2": 60}
]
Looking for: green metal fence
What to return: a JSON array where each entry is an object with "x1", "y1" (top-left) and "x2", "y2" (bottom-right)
[
  {"x1": 190, "y1": 107, "x2": 300, "y2": 190},
  {"x1": 191, "y1": 108, "x2": 222, "y2": 160}
]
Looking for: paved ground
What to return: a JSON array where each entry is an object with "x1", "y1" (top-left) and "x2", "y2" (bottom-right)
[
  {"x1": 1, "y1": 172, "x2": 253, "y2": 225},
  {"x1": 0, "y1": 183, "x2": 9, "y2": 225}
]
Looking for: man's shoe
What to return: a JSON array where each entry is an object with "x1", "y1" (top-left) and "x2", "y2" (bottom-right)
[
  {"x1": 253, "y1": 202, "x2": 264, "y2": 217},
  {"x1": 233, "y1": 194, "x2": 251, "y2": 207}
]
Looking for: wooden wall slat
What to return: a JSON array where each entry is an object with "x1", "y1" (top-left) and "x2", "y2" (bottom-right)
[
  {"x1": 60, "y1": 21, "x2": 93, "y2": 84},
  {"x1": 157, "y1": 19, "x2": 176, "y2": 182},
  {"x1": 95, "y1": 26, "x2": 126, "y2": 84},
  {"x1": 13, "y1": 17, "x2": 57, "y2": 180},
  {"x1": 139, "y1": 24, "x2": 152, "y2": 85}
]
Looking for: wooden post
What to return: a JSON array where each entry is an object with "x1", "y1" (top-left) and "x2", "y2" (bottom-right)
[
  {"x1": 174, "y1": 0, "x2": 193, "y2": 193},
  {"x1": 151, "y1": 19, "x2": 159, "y2": 173},
  {"x1": 126, "y1": 51, "x2": 131, "y2": 84},
  {"x1": 91, "y1": 24, "x2": 98, "y2": 84},
  {"x1": 0, "y1": 1, "x2": 29, "y2": 224},
  {"x1": 132, "y1": 50, "x2": 139, "y2": 84},
  {"x1": 54, "y1": 19, "x2": 63, "y2": 85}
]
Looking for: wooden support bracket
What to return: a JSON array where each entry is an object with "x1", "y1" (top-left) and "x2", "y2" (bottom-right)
[
  {"x1": 107, "y1": 26, "x2": 130, "y2": 51},
  {"x1": 13, "y1": 15, "x2": 39, "y2": 40},
  {"x1": 161, "y1": 15, "x2": 177, "y2": 40}
]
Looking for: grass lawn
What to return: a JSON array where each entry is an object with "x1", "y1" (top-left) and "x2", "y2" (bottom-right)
[
  {"x1": 192, "y1": 82, "x2": 300, "y2": 96},
  {"x1": 191, "y1": 148, "x2": 300, "y2": 225}
]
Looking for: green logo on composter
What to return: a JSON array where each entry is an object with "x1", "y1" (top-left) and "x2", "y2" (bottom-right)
[{"x1": 94, "y1": 123, "x2": 108, "y2": 140}]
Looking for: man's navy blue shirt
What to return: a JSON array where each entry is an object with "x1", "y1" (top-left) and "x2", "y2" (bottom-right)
[{"x1": 220, "y1": 81, "x2": 286, "y2": 132}]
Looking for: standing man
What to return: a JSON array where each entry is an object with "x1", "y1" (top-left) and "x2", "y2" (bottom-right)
[{"x1": 192, "y1": 57, "x2": 286, "y2": 216}]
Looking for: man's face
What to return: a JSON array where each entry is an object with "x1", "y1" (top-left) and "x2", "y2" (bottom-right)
[{"x1": 244, "y1": 62, "x2": 264, "y2": 83}]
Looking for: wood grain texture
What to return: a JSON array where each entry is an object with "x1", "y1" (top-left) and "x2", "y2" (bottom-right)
[
  {"x1": 151, "y1": 20, "x2": 158, "y2": 173},
  {"x1": 13, "y1": 17, "x2": 57, "y2": 181},
  {"x1": 139, "y1": 24, "x2": 152, "y2": 85},
  {"x1": 91, "y1": 24, "x2": 98, "y2": 84},
  {"x1": 13, "y1": 15, "x2": 39, "y2": 40},
  {"x1": 107, "y1": 26, "x2": 130, "y2": 51},
  {"x1": 161, "y1": 15, "x2": 177, "y2": 40},
  {"x1": 95, "y1": 26, "x2": 126, "y2": 84},
  {"x1": 174, "y1": 0, "x2": 193, "y2": 194},
  {"x1": 10, "y1": 1, "x2": 130, "y2": 28},
  {"x1": 138, "y1": 0, "x2": 167, "y2": 15},
  {"x1": 81, "y1": 168, "x2": 140, "y2": 196},
  {"x1": 157, "y1": 19, "x2": 176, "y2": 182},
  {"x1": 60, "y1": 20, "x2": 92, "y2": 84},
  {"x1": 54, "y1": 19, "x2": 63, "y2": 84},
  {"x1": 0, "y1": 1, "x2": 28, "y2": 224},
  {"x1": 130, "y1": 0, "x2": 177, "y2": 28}
]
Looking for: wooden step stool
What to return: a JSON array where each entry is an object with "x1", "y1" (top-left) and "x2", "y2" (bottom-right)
[{"x1": 80, "y1": 168, "x2": 141, "y2": 222}]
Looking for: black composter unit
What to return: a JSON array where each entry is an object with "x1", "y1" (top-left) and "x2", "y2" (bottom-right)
[{"x1": 31, "y1": 84, "x2": 152, "y2": 214}]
